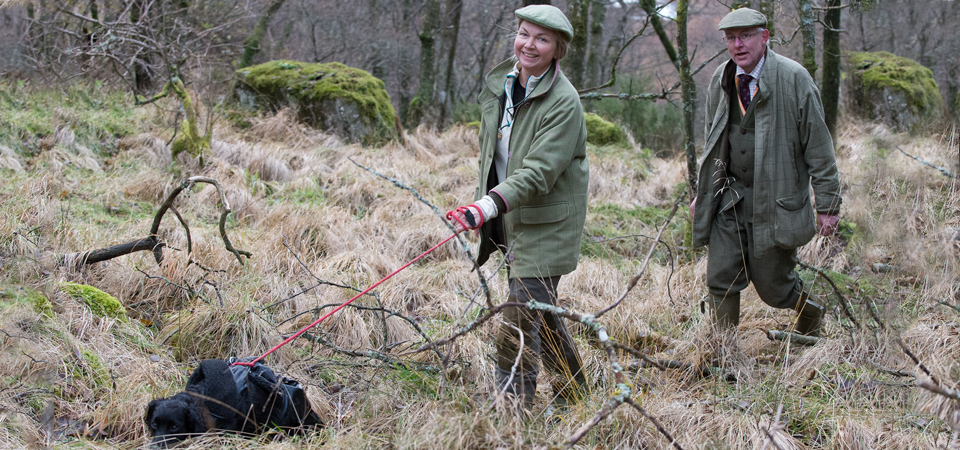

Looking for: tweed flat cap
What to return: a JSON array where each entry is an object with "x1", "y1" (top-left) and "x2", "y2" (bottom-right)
[
  {"x1": 515, "y1": 5, "x2": 574, "y2": 42},
  {"x1": 717, "y1": 8, "x2": 767, "y2": 30}
]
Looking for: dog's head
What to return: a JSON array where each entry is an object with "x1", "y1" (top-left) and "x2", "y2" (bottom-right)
[{"x1": 145, "y1": 393, "x2": 208, "y2": 448}]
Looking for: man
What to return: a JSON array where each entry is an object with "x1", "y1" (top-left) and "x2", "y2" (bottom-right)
[{"x1": 690, "y1": 8, "x2": 842, "y2": 336}]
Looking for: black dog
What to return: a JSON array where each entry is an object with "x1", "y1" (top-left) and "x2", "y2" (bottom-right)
[{"x1": 145, "y1": 359, "x2": 322, "y2": 448}]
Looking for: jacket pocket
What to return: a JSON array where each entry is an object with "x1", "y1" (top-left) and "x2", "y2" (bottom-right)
[
  {"x1": 773, "y1": 190, "x2": 816, "y2": 248},
  {"x1": 519, "y1": 202, "x2": 569, "y2": 225}
]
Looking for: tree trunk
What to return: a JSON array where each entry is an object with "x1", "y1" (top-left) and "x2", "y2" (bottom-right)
[
  {"x1": 238, "y1": 0, "x2": 287, "y2": 69},
  {"x1": 563, "y1": 0, "x2": 589, "y2": 88},
  {"x1": 408, "y1": 0, "x2": 442, "y2": 128},
  {"x1": 585, "y1": 0, "x2": 606, "y2": 89},
  {"x1": 822, "y1": 0, "x2": 842, "y2": 139},
  {"x1": 798, "y1": 0, "x2": 817, "y2": 78},
  {"x1": 756, "y1": 0, "x2": 775, "y2": 40},
  {"x1": 638, "y1": 0, "x2": 678, "y2": 70},
  {"x1": 676, "y1": 0, "x2": 697, "y2": 197},
  {"x1": 131, "y1": 0, "x2": 154, "y2": 91},
  {"x1": 522, "y1": 0, "x2": 551, "y2": 6},
  {"x1": 436, "y1": 0, "x2": 463, "y2": 129}
]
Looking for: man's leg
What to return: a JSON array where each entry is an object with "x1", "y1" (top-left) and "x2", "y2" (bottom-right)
[
  {"x1": 748, "y1": 244, "x2": 825, "y2": 336},
  {"x1": 706, "y1": 203, "x2": 751, "y2": 329}
]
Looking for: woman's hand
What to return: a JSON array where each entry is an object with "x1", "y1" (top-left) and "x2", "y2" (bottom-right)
[{"x1": 447, "y1": 196, "x2": 498, "y2": 234}]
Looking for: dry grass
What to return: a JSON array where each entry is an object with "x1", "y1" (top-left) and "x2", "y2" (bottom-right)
[{"x1": 1, "y1": 108, "x2": 958, "y2": 450}]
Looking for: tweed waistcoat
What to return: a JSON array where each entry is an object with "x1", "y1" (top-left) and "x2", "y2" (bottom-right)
[{"x1": 722, "y1": 94, "x2": 757, "y2": 218}]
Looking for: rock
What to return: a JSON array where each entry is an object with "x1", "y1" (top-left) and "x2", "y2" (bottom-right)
[
  {"x1": 234, "y1": 60, "x2": 399, "y2": 144},
  {"x1": 848, "y1": 51, "x2": 943, "y2": 132},
  {"x1": 584, "y1": 112, "x2": 628, "y2": 146}
]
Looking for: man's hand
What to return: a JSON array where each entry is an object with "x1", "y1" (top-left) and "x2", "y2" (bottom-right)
[{"x1": 816, "y1": 214, "x2": 840, "y2": 236}]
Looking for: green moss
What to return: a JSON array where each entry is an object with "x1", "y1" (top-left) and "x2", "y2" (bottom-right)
[
  {"x1": 60, "y1": 282, "x2": 126, "y2": 320},
  {"x1": 849, "y1": 51, "x2": 943, "y2": 120},
  {"x1": 584, "y1": 112, "x2": 628, "y2": 147},
  {"x1": 235, "y1": 60, "x2": 397, "y2": 144},
  {"x1": 464, "y1": 121, "x2": 480, "y2": 130},
  {"x1": 581, "y1": 203, "x2": 685, "y2": 261},
  {"x1": 73, "y1": 349, "x2": 112, "y2": 394},
  {"x1": 0, "y1": 286, "x2": 53, "y2": 318}
]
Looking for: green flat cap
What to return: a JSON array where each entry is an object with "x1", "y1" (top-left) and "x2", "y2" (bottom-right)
[
  {"x1": 515, "y1": 5, "x2": 574, "y2": 42},
  {"x1": 717, "y1": 7, "x2": 767, "y2": 30}
]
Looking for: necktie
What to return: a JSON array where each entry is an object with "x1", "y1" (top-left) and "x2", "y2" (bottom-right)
[{"x1": 738, "y1": 74, "x2": 753, "y2": 110}]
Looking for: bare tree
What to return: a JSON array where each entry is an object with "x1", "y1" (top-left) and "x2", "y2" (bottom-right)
[
  {"x1": 563, "y1": 0, "x2": 589, "y2": 88},
  {"x1": 798, "y1": 0, "x2": 817, "y2": 78},
  {"x1": 821, "y1": 0, "x2": 842, "y2": 138},
  {"x1": 436, "y1": 0, "x2": 464, "y2": 129},
  {"x1": 409, "y1": 0, "x2": 442, "y2": 127},
  {"x1": 239, "y1": 0, "x2": 288, "y2": 69}
]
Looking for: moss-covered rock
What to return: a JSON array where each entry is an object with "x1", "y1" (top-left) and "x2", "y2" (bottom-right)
[
  {"x1": 585, "y1": 113, "x2": 628, "y2": 147},
  {"x1": 60, "y1": 282, "x2": 126, "y2": 320},
  {"x1": 234, "y1": 60, "x2": 399, "y2": 145},
  {"x1": 849, "y1": 51, "x2": 943, "y2": 132}
]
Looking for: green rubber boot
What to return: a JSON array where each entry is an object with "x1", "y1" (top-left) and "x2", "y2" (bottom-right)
[
  {"x1": 709, "y1": 292, "x2": 741, "y2": 329},
  {"x1": 794, "y1": 292, "x2": 825, "y2": 337}
]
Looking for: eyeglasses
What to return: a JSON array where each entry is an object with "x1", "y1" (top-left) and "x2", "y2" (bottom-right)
[{"x1": 722, "y1": 30, "x2": 762, "y2": 45}]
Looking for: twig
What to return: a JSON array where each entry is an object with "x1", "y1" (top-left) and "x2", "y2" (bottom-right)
[
  {"x1": 596, "y1": 191, "x2": 685, "y2": 318},
  {"x1": 897, "y1": 146, "x2": 957, "y2": 179},
  {"x1": 896, "y1": 338, "x2": 940, "y2": 385},
  {"x1": 917, "y1": 379, "x2": 960, "y2": 401},
  {"x1": 759, "y1": 403, "x2": 787, "y2": 450},
  {"x1": 349, "y1": 158, "x2": 494, "y2": 308},
  {"x1": 624, "y1": 397, "x2": 683, "y2": 450},
  {"x1": 767, "y1": 330, "x2": 820, "y2": 346},
  {"x1": 798, "y1": 262, "x2": 860, "y2": 329}
]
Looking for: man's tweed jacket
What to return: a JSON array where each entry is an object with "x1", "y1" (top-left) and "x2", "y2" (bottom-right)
[{"x1": 692, "y1": 48, "x2": 842, "y2": 258}]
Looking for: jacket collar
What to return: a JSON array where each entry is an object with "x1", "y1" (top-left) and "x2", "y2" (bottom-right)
[
  {"x1": 721, "y1": 48, "x2": 779, "y2": 96},
  {"x1": 485, "y1": 58, "x2": 560, "y2": 102}
]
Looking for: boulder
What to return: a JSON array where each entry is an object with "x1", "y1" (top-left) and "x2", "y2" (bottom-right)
[
  {"x1": 234, "y1": 61, "x2": 399, "y2": 144},
  {"x1": 848, "y1": 51, "x2": 943, "y2": 132},
  {"x1": 585, "y1": 113, "x2": 628, "y2": 146}
]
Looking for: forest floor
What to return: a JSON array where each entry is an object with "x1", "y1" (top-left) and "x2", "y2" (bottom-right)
[{"x1": 1, "y1": 86, "x2": 959, "y2": 449}]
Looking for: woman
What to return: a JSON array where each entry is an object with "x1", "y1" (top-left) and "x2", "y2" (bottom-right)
[{"x1": 449, "y1": 4, "x2": 589, "y2": 408}]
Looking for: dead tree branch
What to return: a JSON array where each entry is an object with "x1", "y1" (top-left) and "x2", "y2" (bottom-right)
[
  {"x1": 897, "y1": 146, "x2": 957, "y2": 178},
  {"x1": 61, "y1": 176, "x2": 250, "y2": 268}
]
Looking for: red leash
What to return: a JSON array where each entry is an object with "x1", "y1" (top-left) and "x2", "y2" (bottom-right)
[{"x1": 234, "y1": 213, "x2": 468, "y2": 367}]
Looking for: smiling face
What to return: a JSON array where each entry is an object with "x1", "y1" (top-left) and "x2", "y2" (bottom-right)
[
  {"x1": 724, "y1": 26, "x2": 769, "y2": 73},
  {"x1": 514, "y1": 20, "x2": 559, "y2": 81}
]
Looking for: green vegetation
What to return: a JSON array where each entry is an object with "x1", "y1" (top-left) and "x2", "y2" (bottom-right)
[
  {"x1": 0, "y1": 82, "x2": 149, "y2": 155},
  {"x1": 581, "y1": 203, "x2": 685, "y2": 260},
  {"x1": 60, "y1": 282, "x2": 127, "y2": 320},
  {"x1": 0, "y1": 286, "x2": 53, "y2": 318},
  {"x1": 586, "y1": 75, "x2": 685, "y2": 155},
  {"x1": 584, "y1": 113, "x2": 628, "y2": 147}
]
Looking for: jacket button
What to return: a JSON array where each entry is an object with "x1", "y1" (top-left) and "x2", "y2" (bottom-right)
[
  {"x1": 740, "y1": 150, "x2": 746, "y2": 154},
  {"x1": 741, "y1": 129, "x2": 747, "y2": 135},
  {"x1": 741, "y1": 167, "x2": 747, "y2": 173},
  {"x1": 497, "y1": 131, "x2": 502, "y2": 140}
]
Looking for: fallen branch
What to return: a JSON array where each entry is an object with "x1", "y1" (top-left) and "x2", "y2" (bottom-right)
[
  {"x1": 896, "y1": 146, "x2": 957, "y2": 179},
  {"x1": 767, "y1": 330, "x2": 820, "y2": 346},
  {"x1": 62, "y1": 176, "x2": 251, "y2": 267}
]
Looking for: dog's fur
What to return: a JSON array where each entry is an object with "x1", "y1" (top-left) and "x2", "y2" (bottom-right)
[{"x1": 145, "y1": 359, "x2": 321, "y2": 448}]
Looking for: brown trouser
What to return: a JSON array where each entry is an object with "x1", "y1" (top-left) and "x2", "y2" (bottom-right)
[{"x1": 495, "y1": 276, "x2": 584, "y2": 383}]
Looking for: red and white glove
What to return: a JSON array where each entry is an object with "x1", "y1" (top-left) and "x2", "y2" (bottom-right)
[
  {"x1": 447, "y1": 196, "x2": 498, "y2": 233},
  {"x1": 816, "y1": 214, "x2": 840, "y2": 236}
]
